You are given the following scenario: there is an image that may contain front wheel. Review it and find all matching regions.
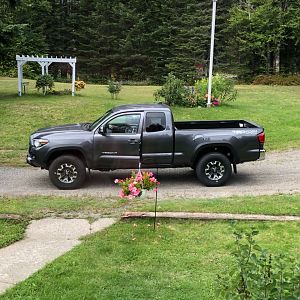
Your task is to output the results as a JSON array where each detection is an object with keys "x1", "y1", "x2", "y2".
[
  {"x1": 49, "y1": 155, "x2": 86, "y2": 189},
  {"x1": 195, "y1": 153, "x2": 232, "y2": 187}
]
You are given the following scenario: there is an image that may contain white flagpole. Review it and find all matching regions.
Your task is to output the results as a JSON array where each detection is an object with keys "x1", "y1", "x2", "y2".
[{"x1": 207, "y1": 0, "x2": 217, "y2": 107}]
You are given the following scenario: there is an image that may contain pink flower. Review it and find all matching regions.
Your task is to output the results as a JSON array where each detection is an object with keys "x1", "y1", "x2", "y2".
[
  {"x1": 119, "y1": 190, "x2": 125, "y2": 198},
  {"x1": 130, "y1": 187, "x2": 140, "y2": 197},
  {"x1": 116, "y1": 170, "x2": 160, "y2": 199},
  {"x1": 129, "y1": 183, "x2": 136, "y2": 189},
  {"x1": 212, "y1": 99, "x2": 220, "y2": 106}
]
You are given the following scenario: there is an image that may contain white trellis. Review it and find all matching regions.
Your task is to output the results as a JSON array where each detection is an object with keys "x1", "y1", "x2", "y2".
[{"x1": 16, "y1": 55, "x2": 77, "y2": 96}]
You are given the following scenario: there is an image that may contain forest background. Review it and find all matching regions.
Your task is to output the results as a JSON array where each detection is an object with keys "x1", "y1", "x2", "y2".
[{"x1": 1, "y1": 0, "x2": 300, "y2": 84}]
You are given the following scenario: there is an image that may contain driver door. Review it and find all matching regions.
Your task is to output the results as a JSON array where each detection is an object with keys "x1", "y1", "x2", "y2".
[{"x1": 93, "y1": 113, "x2": 142, "y2": 169}]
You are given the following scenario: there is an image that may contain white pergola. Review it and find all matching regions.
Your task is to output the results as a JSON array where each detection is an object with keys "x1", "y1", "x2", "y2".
[{"x1": 16, "y1": 55, "x2": 77, "y2": 96}]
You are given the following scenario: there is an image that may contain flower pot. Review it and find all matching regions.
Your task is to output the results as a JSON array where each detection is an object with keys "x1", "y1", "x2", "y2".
[{"x1": 139, "y1": 189, "x2": 146, "y2": 198}]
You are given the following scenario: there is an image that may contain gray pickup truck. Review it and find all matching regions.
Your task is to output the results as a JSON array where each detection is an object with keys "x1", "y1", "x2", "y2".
[{"x1": 27, "y1": 104, "x2": 265, "y2": 189}]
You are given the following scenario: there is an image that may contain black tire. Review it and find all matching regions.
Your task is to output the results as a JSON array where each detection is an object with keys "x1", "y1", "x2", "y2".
[
  {"x1": 49, "y1": 155, "x2": 86, "y2": 190},
  {"x1": 195, "y1": 153, "x2": 232, "y2": 187}
]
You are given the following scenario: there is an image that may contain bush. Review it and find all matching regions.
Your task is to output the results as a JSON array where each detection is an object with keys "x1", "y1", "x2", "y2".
[
  {"x1": 195, "y1": 74, "x2": 237, "y2": 105},
  {"x1": 35, "y1": 74, "x2": 54, "y2": 95},
  {"x1": 216, "y1": 226, "x2": 300, "y2": 300},
  {"x1": 107, "y1": 80, "x2": 122, "y2": 99},
  {"x1": 47, "y1": 89, "x2": 72, "y2": 95},
  {"x1": 75, "y1": 80, "x2": 86, "y2": 91},
  {"x1": 252, "y1": 74, "x2": 300, "y2": 86},
  {"x1": 154, "y1": 73, "x2": 191, "y2": 106},
  {"x1": 155, "y1": 73, "x2": 236, "y2": 108}
]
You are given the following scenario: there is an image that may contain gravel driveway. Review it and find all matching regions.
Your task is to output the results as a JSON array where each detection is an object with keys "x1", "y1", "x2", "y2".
[{"x1": 0, "y1": 150, "x2": 299, "y2": 199}]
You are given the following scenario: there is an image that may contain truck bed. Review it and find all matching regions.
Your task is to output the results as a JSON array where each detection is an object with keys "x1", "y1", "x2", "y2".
[{"x1": 174, "y1": 120, "x2": 259, "y2": 130}]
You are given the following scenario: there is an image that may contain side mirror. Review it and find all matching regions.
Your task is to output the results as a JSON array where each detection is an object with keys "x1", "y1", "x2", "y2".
[{"x1": 99, "y1": 126, "x2": 106, "y2": 135}]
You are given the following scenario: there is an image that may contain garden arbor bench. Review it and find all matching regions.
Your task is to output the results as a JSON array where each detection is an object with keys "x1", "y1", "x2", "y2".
[{"x1": 16, "y1": 55, "x2": 77, "y2": 96}]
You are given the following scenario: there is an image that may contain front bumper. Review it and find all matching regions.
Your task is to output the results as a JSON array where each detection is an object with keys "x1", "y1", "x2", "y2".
[
  {"x1": 258, "y1": 149, "x2": 266, "y2": 161},
  {"x1": 26, "y1": 154, "x2": 41, "y2": 167}
]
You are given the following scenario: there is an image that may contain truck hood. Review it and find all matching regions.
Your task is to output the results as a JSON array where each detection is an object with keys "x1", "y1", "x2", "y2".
[
  {"x1": 30, "y1": 123, "x2": 91, "y2": 141},
  {"x1": 33, "y1": 123, "x2": 87, "y2": 135}
]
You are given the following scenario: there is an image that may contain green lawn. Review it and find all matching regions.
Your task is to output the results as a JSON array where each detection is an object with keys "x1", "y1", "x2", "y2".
[
  {"x1": 0, "y1": 219, "x2": 28, "y2": 248},
  {"x1": 1, "y1": 219, "x2": 299, "y2": 300},
  {"x1": 134, "y1": 193, "x2": 300, "y2": 216},
  {"x1": 0, "y1": 77, "x2": 299, "y2": 166},
  {"x1": 0, "y1": 194, "x2": 299, "y2": 298},
  {"x1": 0, "y1": 195, "x2": 128, "y2": 219},
  {"x1": 0, "y1": 193, "x2": 299, "y2": 220},
  {"x1": 1, "y1": 77, "x2": 299, "y2": 298}
]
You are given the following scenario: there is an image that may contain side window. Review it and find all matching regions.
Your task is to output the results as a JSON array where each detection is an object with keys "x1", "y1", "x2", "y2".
[
  {"x1": 105, "y1": 114, "x2": 141, "y2": 134},
  {"x1": 145, "y1": 112, "x2": 166, "y2": 132}
]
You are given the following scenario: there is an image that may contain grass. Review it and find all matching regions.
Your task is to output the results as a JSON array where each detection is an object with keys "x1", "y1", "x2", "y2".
[
  {"x1": 0, "y1": 194, "x2": 299, "y2": 298},
  {"x1": 0, "y1": 195, "x2": 128, "y2": 219},
  {"x1": 0, "y1": 193, "x2": 299, "y2": 220},
  {"x1": 1, "y1": 77, "x2": 299, "y2": 298},
  {"x1": 133, "y1": 193, "x2": 300, "y2": 216},
  {"x1": 1, "y1": 219, "x2": 299, "y2": 300},
  {"x1": 0, "y1": 219, "x2": 28, "y2": 248},
  {"x1": 0, "y1": 77, "x2": 299, "y2": 166}
]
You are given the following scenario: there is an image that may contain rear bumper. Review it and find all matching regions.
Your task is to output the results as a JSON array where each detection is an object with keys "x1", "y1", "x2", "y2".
[{"x1": 258, "y1": 149, "x2": 266, "y2": 161}]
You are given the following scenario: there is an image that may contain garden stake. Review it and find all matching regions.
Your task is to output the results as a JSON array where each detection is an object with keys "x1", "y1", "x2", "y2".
[{"x1": 153, "y1": 168, "x2": 159, "y2": 231}]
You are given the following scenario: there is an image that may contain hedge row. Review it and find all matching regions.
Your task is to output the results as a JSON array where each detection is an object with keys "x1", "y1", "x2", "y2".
[{"x1": 252, "y1": 75, "x2": 300, "y2": 86}]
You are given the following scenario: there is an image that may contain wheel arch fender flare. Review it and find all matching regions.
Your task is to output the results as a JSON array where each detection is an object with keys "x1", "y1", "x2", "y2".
[
  {"x1": 45, "y1": 147, "x2": 90, "y2": 169},
  {"x1": 192, "y1": 143, "x2": 239, "y2": 167}
]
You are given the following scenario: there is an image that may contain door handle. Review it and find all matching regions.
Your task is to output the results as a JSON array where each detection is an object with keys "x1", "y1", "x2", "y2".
[{"x1": 128, "y1": 139, "x2": 138, "y2": 145}]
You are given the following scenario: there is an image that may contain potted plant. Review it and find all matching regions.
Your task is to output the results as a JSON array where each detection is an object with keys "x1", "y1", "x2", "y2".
[{"x1": 114, "y1": 170, "x2": 159, "y2": 199}]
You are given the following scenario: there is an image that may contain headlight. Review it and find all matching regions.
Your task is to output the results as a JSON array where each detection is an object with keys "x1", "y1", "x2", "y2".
[{"x1": 33, "y1": 139, "x2": 49, "y2": 148}]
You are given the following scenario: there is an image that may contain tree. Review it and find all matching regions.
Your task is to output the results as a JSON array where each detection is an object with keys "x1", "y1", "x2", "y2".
[
  {"x1": 0, "y1": 0, "x2": 50, "y2": 75},
  {"x1": 227, "y1": 0, "x2": 300, "y2": 77}
]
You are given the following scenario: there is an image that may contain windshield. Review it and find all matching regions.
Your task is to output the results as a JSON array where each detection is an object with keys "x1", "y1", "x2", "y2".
[{"x1": 89, "y1": 109, "x2": 112, "y2": 131}]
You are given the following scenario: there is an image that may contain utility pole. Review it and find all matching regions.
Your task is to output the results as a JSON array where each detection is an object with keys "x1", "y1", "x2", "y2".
[{"x1": 207, "y1": 0, "x2": 217, "y2": 107}]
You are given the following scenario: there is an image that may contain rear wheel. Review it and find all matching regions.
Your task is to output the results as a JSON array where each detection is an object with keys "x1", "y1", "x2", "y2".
[
  {"x1": 49, "y1": 155, "x2": 86, "y2": 189},
  {"x1": 195, "y1": 153, "x2": 232, "y2": 187}
]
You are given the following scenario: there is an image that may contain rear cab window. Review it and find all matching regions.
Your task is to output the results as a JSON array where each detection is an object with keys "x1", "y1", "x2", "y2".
[{"x1": 145, "y1": 112, "x2": 166, "y2": 132}]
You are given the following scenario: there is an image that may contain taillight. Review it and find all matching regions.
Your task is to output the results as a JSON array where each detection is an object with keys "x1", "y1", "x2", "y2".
[{"x1": 258, "y1": 132, "x2": 265, "y2": 144}]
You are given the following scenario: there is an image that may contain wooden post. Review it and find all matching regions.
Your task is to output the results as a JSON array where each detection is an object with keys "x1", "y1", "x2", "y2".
[
  {"x1": 70, "y1": 62, "x2": 76, "y2": 96},
  {"x1": 17, "y1": 60, "x2": 26, "y2": 96},
  {"x1": 17, "y1": 61, "x2": 23, "y2": 96}
]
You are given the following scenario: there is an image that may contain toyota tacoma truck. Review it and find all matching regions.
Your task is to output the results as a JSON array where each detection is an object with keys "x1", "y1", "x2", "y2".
[{"x1": 27, "y1": 104, "x2": 265, "y2": 189}]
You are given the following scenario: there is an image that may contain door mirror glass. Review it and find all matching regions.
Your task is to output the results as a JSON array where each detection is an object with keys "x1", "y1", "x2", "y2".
[{"x1": 99, "y1": 126, "x2": 105, "y2": 135}]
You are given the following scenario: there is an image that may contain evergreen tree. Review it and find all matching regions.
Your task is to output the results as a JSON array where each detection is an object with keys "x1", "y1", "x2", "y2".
[{"x1": 1, "y1": 0, "x2": 299, "y2": 81}]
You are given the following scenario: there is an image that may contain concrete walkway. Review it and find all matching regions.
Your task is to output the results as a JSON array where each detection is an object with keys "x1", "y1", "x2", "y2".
[{"x1": 0, "y1": 218, "x2": 116, "y2": 295}]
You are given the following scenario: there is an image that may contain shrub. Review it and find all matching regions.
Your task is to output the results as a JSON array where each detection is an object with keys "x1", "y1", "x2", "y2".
[
  {"x1": 154, "y1": 73, "x2": 190, "y2": 106},
  {"x1": 35, "y1": 74, "x2": 54, "y2": 95},
  {"x1": 47, "y1": 89, "x2": 72, "y2": 95},
  {"x1": 75, "y1": 80, "x2": 86, "y2": 91},
  {"x1": 252, "y1": 74, "x2": 300, "y2": 86},
  {"x1": 107, "y1": 80, "x2": 122, "y2": 99},
  {"x1": 155, "y1": 73, "x2": 236, "y2": 108},
  {"x1": 195, "y1": 74, "x2": 237, "y2": 105},
  {"x1": 216, "y1": 226, "x2": 300, "y2": 300}
]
